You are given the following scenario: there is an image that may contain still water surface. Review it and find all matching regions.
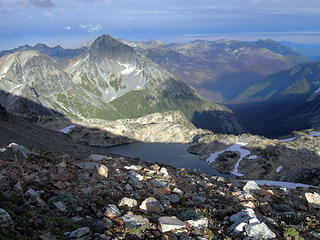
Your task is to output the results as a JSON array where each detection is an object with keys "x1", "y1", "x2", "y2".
[{"x1": 99, "y1": 142, "x2": 230, "y2": 177}]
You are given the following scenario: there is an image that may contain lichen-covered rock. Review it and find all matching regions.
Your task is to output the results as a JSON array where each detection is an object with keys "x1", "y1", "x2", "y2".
[
  {"x1": 245, "y1": 222, "x2": 276, "y2": 239},
  {"x1": 118, "y1": 197, "x2": 138, "y2": 208}
]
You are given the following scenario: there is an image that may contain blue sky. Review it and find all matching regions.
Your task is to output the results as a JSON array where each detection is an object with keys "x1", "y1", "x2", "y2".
[{"x1": 0, "y1": 0, "x2": 320, "y2": 49}]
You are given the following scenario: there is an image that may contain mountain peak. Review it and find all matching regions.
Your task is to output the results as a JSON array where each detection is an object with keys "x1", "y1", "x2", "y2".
[{"x1": 89, "y1": 34, "x2": 134, "y2": 60}]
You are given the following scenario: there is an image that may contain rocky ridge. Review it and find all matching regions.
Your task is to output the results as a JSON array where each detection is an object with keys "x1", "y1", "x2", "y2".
[
  {"x1": 188, "y1": 130, "x2": 320, "y2": 185},
  {"x1": 0, "y1": 143, "x2": 320, "y2": 239},
  {"x1": 65, "y1": 111, "x2": 208, "y2": 146}
]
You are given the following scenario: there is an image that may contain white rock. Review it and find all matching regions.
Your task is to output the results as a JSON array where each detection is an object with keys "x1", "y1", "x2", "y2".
[
  {"x1": 234, "y1": 222, "x2": 248, "y2": 232},
  {"x1": 243, "y1": 181, "x2": 261, "y2": 193},
  {"x1": 160, "y1": 167, "x2": 170, "y2": 178},
  {"x1": 118, "y1": 197, "x2": 138, "y2": 208},
  {"x1": 185, "y1": 218, "x2": 208, "y2": 230},
  {"x1": 92, "y1": 164, "x2": 108, "y2": 179},
  {"x1": 305, "y1": 192, "x2": 320, "y2": 208},
  {"x1": 124, "y1": 165, "x2": 143, "y2": 171},
  {"x1": 158, "y1": 216, "x2": 185, "y2": 233}
]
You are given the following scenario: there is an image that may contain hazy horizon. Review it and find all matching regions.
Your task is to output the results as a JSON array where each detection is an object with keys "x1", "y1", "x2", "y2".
[{"x1": 0, "y1": 0, "x2": 320, "y2": 50}]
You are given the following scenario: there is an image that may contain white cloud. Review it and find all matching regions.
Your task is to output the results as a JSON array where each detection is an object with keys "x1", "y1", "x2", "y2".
[
  {"x1": 79, "y1": 24, "x2": 102, "y2": 32},
  {"x1": 64, "y1": 26, "x2": 71, "y2": 31},
  {"x1": 43, "y1": 11, "x2": 54, "y2": 17}
]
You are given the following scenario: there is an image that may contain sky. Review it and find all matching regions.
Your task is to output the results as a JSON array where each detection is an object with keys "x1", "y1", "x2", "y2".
[{"x1": 0, "y1": 0, "x2": 320, "y2": 50}]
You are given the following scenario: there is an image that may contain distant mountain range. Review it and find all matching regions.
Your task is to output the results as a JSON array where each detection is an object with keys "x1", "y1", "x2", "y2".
[
  {"x1": 229, "y1": 62, "x2": 320, "y2": 137},
  {"x1": 120, "y1": 39, "x2": 307, "y2": 103},
  {"x1": 0, "y1": 35, "x2": 243, "y2": 134},
  {"x1": 280, "y1": 41, "x2": 320, "y2": 61},
  {"x1": 0, "y1": 44, "x2": 88, "y2": 67}
]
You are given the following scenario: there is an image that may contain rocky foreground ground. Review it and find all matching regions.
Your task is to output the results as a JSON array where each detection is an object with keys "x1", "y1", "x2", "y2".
[{"x1": 1, "y1": 144, "x2": 320, "y2": 240}]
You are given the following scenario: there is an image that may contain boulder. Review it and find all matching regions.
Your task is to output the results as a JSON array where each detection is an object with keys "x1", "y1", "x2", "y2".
[
  {"x1": 139, "y1": 197, "x2": 165, "y2": 213},
  {"x1": 92, "y1": 164, "x2": 109, "y2": 180},
  {"x1": 158, "y1": 216, "x2": 185, "y2": 233},
  {"x1": 305, "y1": 192, "x2": 320, "y2": 208},
  {"x1": 243, "y1": 181, "x2": 261, "y2": 193},
  {"x1": 102, "y1": 204, "x2": 121, "y2": 219},
  {"x1": 118, "y1": 197, "x2": 138, "y2": 208},
  {"x1": 120, "y1": 212, "x2": 149, "y2": 228},
  {"x1": 245, "y1": 222, "x2": 276, "y2": 239}
]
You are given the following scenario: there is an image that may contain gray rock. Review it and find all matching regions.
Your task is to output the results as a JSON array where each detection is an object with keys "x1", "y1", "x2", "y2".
[
  {"x1": 102, "y1": 217, "x2": 114, "y2": 229},
  {"x1": 102, "y1": 204, "x2": 121, "y2": 218},
  {"x1": 230, "y1": 209, "x2": 256, "y2": 224},
  {"x1": 192, "y1": 195, "x2": 206, "y2": 204},
  {"x1": 75, "y1": 162, "x2": 99, "y2": 170},
  {"x1": 89, "y1": 219, "x2": 109, "y2": 233},
  {"x1": 158, "y1": 216, "x2": 185, "y2": 233},
  {"x1": 128, "y1": 170, "x2": 144, "y2": 181},
  {"x1": 245, "y1": 222, "x2": 276, "y2": 239},
  {"x1": 118, "y1": 197, "x2": 138, "y2": 208},
  {"x1": 48, "y1": 191, "x2": 81, "y2": 212},
  {"x1": 185, "y1": 218, "x2": 208, "y2": 230},
  {"x1": 177, "y1": 210, "x2": 201, "y2": 221},
  {"x1": 120, "y1": 212, "x2": 149, "y2": 228},
  {"x1": 163, "y1": 194, "x2": 180, "y2": 203},
  {"x1": 53, "y1": 201, "x2": 67, "y2": 212},
  {"x1": 150, "y1": 179, "x2": 168, "y2": 188},
  {"x1": 139, "y1": 197, "x2": 165, "y2": 213},
  {"x1": 66, "y1": 227, "x2": 91, "y2": 239},
  {"x1": 0, "y1": 208, "x2": 14, "y2": 229},
  {"x1": 243, "y1": 181, "x2": 261, "y2": 193},
  {"x1": 13, "y1": 181, "x2": 23, "y2": 194},
  {"x1": 39, "y1": 232, "x2": 57, "y2": 240},
  {"x1": 24, "y1": 189, "x2": 47, "y2": 207},
  {"x1": 87, "y1": 154, "x2": 109, "y2": 161},
  {"x1": 124, "y1": 184, "x2": 133, "y2": 191}
]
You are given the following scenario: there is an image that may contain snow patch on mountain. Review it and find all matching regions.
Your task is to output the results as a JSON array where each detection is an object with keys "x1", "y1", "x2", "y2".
[
  {"x1": 276, "y1": 166, "x2": 283, "y2": 173},
  {"x1": 280, "y1": 137, "x2": 297, "y2": 142},
  {"x1": 60, "y1": 125, "x2": 75, "y2": 134},
  {"x1": 135, "y1": 69, "x2": 144, "y2": 76},
  {"x1": 243, "y1": 180, "x2": 316, "y2": 189},
  {"x1": 310, "y1": 132, "x2": 320, "y2": 137}
]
